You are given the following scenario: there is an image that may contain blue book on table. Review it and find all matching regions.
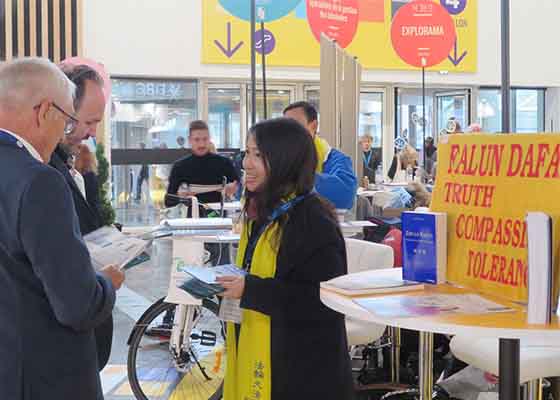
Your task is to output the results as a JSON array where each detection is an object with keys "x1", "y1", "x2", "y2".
[{"x1": 402, "y1": 211, "x2": 447, "y2": 284}]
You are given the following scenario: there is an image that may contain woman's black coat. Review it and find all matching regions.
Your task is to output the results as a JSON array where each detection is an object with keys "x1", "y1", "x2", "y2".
[{"x1": 241, "y1": 195, "x2": 355, "y2": 400}]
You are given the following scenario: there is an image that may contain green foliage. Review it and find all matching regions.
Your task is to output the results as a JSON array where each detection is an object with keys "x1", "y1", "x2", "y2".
[{"x1": 96, "y1": 142, "x2": 115, "y2": 226}]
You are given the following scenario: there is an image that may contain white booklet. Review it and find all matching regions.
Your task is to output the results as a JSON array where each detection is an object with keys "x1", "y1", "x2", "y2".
[
  {"x1": 526, "y1": 212, "x2": 554, "y2": 324},
  {"x1": 321, "y1": 268, "x2": 424, "y2": 297},
  {"x1": 83, "y1": 226, "x2": 149, "y2": 271}
]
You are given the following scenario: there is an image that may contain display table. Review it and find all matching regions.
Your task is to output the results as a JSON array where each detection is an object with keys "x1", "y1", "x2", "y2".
[{"x1": 320, "y1": 273, "x2": 560, "y2": 400}]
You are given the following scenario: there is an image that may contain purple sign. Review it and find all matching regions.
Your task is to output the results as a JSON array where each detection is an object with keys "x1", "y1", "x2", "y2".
[
  {"x1": 440, "y1": 0, "x2": 467, "y2": 15},
  {"x1": 254, "y1": 29, "x2": 276, "y2": 56}
]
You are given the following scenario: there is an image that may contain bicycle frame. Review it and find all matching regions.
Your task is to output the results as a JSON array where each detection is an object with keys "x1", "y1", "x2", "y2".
[{"x1": 160, "y1": 195, "x2": 224, "y2": 371}]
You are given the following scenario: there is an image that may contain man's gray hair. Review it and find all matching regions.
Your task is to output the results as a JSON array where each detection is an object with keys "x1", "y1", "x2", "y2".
[{"x1": 0, "y1": 57, "x2": 75, "y2": 112}]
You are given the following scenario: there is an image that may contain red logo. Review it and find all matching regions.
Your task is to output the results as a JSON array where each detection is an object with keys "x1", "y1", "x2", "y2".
[
  {"x1": 307, "y1": 0, "x2": 360, "y2": 49},
  {"x1": 391, "y1": 0, "x2": 456, "y2": 68}
]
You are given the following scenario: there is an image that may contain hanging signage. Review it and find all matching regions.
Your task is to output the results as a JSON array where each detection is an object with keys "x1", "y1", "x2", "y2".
[
  {"x1": 218, "y1": 0, "x2": 302, "y2": 22},
  {"x1": 202, "y1": 0, "x2": 478, "y2": 72},
  {"x1": 430, "y1": 134, "x2": 560, "y2": 303},
  {"x1": 111, "y1": 79, "x2": 197, "y2": 102},
  {"x1": 390, "y1": 0, "x2": 456, "y2": 68},
  {"x1": 307, "y1": 0, "x2": 360, "y2": 49}
]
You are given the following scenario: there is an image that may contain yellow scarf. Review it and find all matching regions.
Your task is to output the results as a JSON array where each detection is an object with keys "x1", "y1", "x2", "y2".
[
  {"x1": 314, "y1": 135, "x2": 331, "y2": 174},
  {"x1": 224, "y1": 221, "x2": 278, "y2": 400}
]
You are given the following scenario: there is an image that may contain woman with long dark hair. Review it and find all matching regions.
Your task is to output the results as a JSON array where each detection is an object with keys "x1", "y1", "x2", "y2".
[{"x1": 217, "y1": 118, "x2": 354, "y2": 400}]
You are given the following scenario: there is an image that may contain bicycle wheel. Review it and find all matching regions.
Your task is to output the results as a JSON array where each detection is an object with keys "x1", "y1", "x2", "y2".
[{"x1": 127, "y1": 298, "x2": 226, "y2": 400}]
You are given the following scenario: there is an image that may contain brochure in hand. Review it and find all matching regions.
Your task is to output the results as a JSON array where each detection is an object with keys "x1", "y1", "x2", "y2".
[
  {"x1": 84, "y1": 226, "x2": 150, "y2": 271},
  {"x1": 178, "y1": 264, "x2": 247, "y2": 299}
]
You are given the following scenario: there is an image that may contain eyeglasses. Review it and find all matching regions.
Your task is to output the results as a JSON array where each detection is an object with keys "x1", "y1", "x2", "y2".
[{"x1": 51, "y1": 103, "x2": 80, "y2": 135}]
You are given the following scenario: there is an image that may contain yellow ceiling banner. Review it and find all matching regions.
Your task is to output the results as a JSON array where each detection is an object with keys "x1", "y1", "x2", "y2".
[
  {"x1": 431, "y1": 134, "x2": 560, "y2": 303},
  {"x1": 202, "y1": 0, "x2": 477, "y2": 72}
]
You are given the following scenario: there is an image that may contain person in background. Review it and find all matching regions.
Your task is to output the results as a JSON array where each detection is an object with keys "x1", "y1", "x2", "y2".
[
  {"x1": 136, "y1": 142, "x2": 150, "y2": 201},
  {"x1": 0, "y1": 57, "x2": 124, "y2": 400},
  {"x1": 75, "y1": 143, "x2": 101, "y2": 215},
  {"x1": 447, "y1": 117, "x2": 463, "y2": 133},
  {"x1": 360, "y1": 134, "x2": 381, "y2": 183},
  {"x1": 388, "y1": 144, "x2": 419, "y2": 182},
  {"x1": 49, "y1": 64, "x2": 115, "y2": 371},
  {"x1": 424, "y1": 136, "x2": 438, "y2": 178},
  {"x1": 283, "y1": 101, "x2": 358, "y2": 210},
  {"x1": 155, "y1": 143, "x2": 172, "y2": 189},
  {"x1": 209, "y1": 140, "x2": 217, "y2": 153},
  {"x1": 218, "y1": 118, "x2": 354, "y2": 400},
  {"x1": 165, "y1": 120, "x2": 238, "y2": 208},
  {"x1": 176, "y1": 135, "x2": 186, "y2": 148},
  {"x1": 467, "y1": 123, "x2": 482, "y2": 133},
  {"x1": 232, "y1": 150, "x2": 246, "y2": 200}
]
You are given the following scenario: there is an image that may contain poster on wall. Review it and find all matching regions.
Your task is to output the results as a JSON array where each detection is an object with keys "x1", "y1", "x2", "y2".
[
  {"x1": 430, "y1": 134, "x2": 560, "y2": 303},
  {"x1": 202, "y1": 0, "x2": 477, "y2": 72}
]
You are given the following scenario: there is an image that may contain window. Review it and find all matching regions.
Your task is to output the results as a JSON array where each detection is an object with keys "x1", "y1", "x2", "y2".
[
  {"x1": 514, "y1": 89, "x2": 545, "y2": 133},
  {"x1": 478, "y1": 88, "x2": 501, "y2": 132},
  {"x1": 305, "y1": 88, "x2": 320, "y2": 111},
  {"x1": 395, "y1": 88, "x2": 434, "y2": 151},
  {"x1": 247, "y1": 87, "x2": 294, "y2": 125},
  {"x1": 359, "y1": 92, "x2": 384, "y2": 147},
  {"x1": 111, "y1": 79, "x2": 198, "y2": 149},
  {"x1": 207, "y1": 87, "x2": 242, "y2": 148},
  {"x1": 478, "y1": 88, "x2": 545, "y2": 133},
  {"x1": 110, "y1": 78, "x2": 198, "y2": 226}
]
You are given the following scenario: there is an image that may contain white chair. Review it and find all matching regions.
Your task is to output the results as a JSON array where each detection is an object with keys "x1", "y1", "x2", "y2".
[
  {"x1": 450, "y1": 335, "x2": 560, "y2": 399},
  {"x1": 344, "y1": 238, "x2": 394, "y2": 346}
]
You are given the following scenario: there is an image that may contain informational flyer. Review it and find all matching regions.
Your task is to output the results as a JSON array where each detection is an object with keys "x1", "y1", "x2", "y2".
[
  {"x1": 84, "y1": 226, "x2": 149, "y2": 270},
  {"x1": 354, "y1": 293, "x2": 512, "y2": 318}
]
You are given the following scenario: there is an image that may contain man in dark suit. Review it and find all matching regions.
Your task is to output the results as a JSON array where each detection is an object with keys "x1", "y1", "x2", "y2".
[
  {"x1": 0, "y1": 58, "x2": 124, "y2": 400},
  {"x1": 49, "y1": 64, "x2": 115, "y2": 370},
  {"x1": 51, "y1": 64, "x2": 106, "y2": 235}
]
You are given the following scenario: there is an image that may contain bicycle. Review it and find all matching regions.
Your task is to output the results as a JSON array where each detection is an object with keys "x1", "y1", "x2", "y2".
[{"x1": 127, "y1": 192, "x2": 234, "y2": 400}]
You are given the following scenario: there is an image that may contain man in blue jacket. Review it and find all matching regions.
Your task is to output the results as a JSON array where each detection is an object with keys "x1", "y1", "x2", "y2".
[
  {"x1": 284, "y1": 101, "x2": 358, "y2": 209},
  {"x1": 0, "y1": 58, "x2": 124, "y2": 400}
]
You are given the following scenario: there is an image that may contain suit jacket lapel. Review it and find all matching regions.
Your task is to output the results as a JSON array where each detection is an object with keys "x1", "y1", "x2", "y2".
[{"x1": 50, "y1": 152, "x2": 96, "y2": 216}]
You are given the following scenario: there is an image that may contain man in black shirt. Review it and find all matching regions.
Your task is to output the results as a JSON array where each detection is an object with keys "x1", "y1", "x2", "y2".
[{"x1": 165, "y1": 120, "x2": 239, "y2": 208}]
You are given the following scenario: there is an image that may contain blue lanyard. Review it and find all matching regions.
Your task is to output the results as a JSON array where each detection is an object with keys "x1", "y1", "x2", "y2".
[
  {"x1": 363, "y1": 151, "x2": 372, "y2": 167},
  {"x1": 242, "y1": 193, "x2": 310, "y2": 271}
]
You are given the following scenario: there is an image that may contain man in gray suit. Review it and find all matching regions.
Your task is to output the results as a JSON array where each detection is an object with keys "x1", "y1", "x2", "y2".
[{"x1": 0, "y1": 58, "x2": 124, "y2": 400}]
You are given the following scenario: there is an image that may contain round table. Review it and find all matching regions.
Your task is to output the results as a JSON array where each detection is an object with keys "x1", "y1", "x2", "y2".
[{"x1": 321, "y1": 274, "x2": 560, "y2": 400}]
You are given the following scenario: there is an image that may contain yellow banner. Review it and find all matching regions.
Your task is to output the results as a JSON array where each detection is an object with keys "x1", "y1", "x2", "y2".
[
  {"x1": 202, "y1": 0, "x2": 477, "y2": 72},
  {"x1": 431, "y1": 134, "x2": 560, "y2": 303}
]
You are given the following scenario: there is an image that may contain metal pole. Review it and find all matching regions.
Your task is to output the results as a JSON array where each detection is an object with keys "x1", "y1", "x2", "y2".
[
  {"x1": 501, "y1": 0, "x2": 511, "y2": 133},
  {"x1": 418, "y1": 331, "x2": 434, "y2": 400},
  {"x1": 389, "y1": 327, "x2": 401, "y2": 383},
  {"x1": 260, "y1": 20, "x2": 267, "y2": 120},
  {"x1": 422, "y1": 66, "x2": 426, "y2": 171},
  {"x1": 523, "y1": 379, "x2": 543, "y2": 400},
  {"x1": 499, "y1": 338, "x2": 520, "y2": 400},
  {"x1": 250, "y1": 0, "x2": 257, "y2": 126}
]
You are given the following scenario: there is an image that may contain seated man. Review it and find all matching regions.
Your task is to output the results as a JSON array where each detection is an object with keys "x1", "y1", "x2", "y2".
[
  {"x1": 360, "y1": 133, "x2": 382, "y2": 183},
  {"x1": 283, "y1": 101, "x2": 358, "y2": 210},
  {"x1": 165, "y1": 120, "x2": 239, "y2": 211}
]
